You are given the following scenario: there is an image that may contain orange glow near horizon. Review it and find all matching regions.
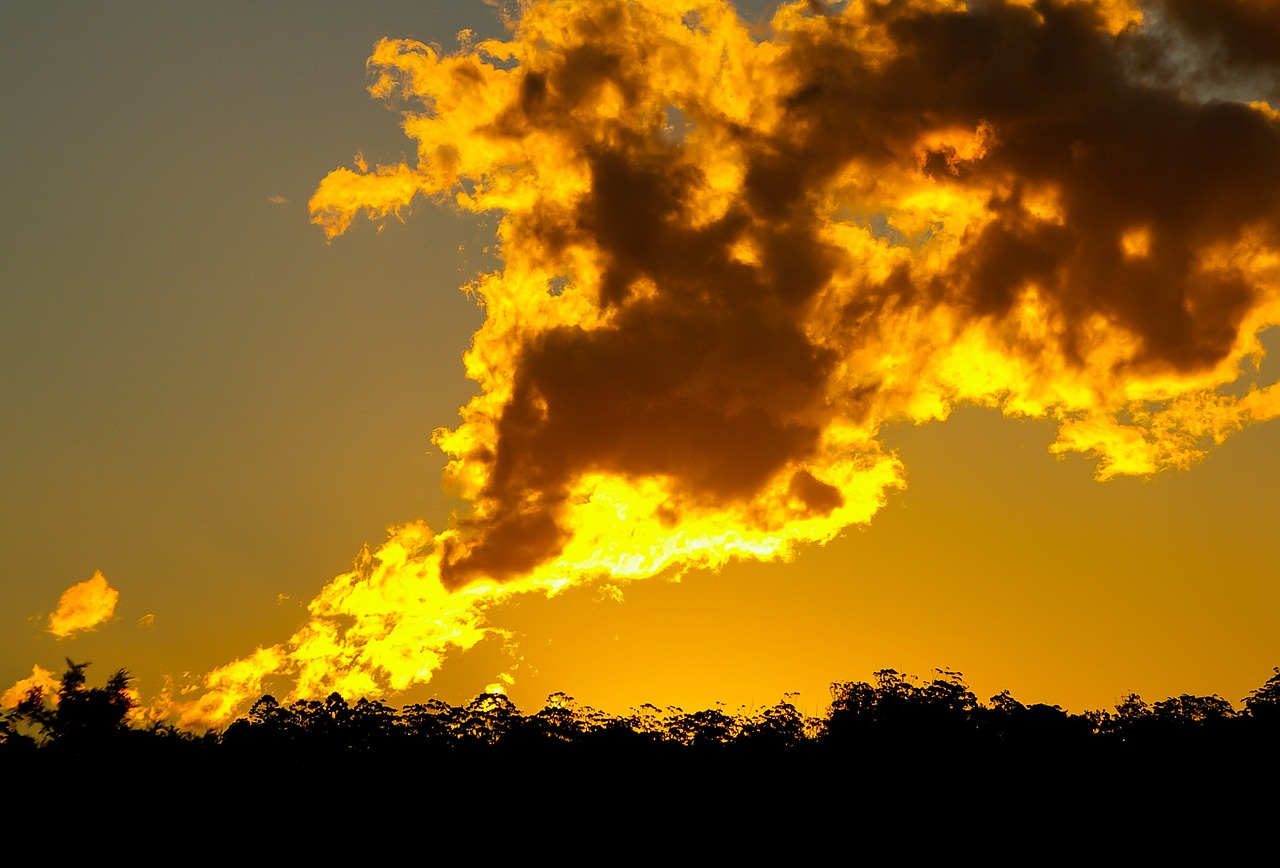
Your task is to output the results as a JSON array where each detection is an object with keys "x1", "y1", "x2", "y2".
[{"x1": 101, "y1": 0, "x2": 1280, "y2": 728}]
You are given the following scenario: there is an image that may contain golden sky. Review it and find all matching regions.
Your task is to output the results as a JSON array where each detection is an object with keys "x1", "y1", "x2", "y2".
[{"x1": 4, "y1": 0, "x2": 1280, "y2": 726}]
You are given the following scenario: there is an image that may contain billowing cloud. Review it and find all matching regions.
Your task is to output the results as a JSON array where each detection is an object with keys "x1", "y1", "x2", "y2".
[
  {"x1": 47, "y1": 571, "x2": 119, "y2": 638},
  {"x1": 1, "y1": 664, "x2": 59, "y2": 710},
  {"x1": 179, "y1": 0, "x2": 1280, "y2": 726},
  {"x1": 1159, "y1": 0, "x2": 1280, "y2": 73}
]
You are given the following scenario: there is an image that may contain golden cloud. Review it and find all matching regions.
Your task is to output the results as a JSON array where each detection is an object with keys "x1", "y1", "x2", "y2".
[
  {"x1": 47, "y1": 571, "x2": 119, "y2": 639},
  {"x1": 1, "y1": 664, "x2": 59, "y2": 710},
  {"x1": 177, "y1": 0, "x2": 1280, "y2": 726}
]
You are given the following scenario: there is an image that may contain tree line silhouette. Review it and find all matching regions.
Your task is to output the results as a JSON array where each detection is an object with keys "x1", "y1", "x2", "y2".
[
  {"x1": 5, "y1": 660, "x2": 1279, "y2": 764},
  {"x1": 9, "y1": 660, "x2": 1273, "y2": 839}
]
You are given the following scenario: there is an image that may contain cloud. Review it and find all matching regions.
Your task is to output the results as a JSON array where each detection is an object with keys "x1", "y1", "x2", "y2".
[
  {"x1": 47, "y1": 571, "x2": 119, "y2": 638},
  {"x1": 1, "y1": 664, "x2": 59, "y2": 710},
  {"x1": 1159, "y1": 0, "x2": 1280, "y2": 73},
  {"x1": 313, "y1": 0, "x2": 1280, "y2": 577},
  {"x1": 173, "y1": 0, "x2": 1280, "y2": 726}
]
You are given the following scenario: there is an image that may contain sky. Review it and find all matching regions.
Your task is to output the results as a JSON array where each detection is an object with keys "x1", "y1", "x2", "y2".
[{"x1": 4, "y1": 0, "x2": 1280, "y2": 725}]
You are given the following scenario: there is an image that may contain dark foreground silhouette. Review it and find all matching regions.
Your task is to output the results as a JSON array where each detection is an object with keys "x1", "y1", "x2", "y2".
[
  {"x1": 5, "y1": 661, "x2": 1278, "y2": 833},
  {"x1": 7, "y1": 661, "x2": 1280, "y2": 753}
]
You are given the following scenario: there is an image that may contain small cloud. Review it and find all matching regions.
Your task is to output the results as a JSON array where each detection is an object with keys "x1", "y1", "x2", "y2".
[
  {"x1": 276, "y1": 593, "x2": 290, "y2": 605},
  {"x1": 47, "y1": 570, "x2": 119, "y2": 638},
  {"x1": 1, "y1": 664, "x2": 59, "y2": 710},
  {"x1": 596, "y1": 583, "x2": 624, "y2": 603},
  {"x1": 267, "y1": 194, "x2": 288, "y2": 204},
  {"x1": 138, "y1": 613, "x2": 156, "y2": 628}
]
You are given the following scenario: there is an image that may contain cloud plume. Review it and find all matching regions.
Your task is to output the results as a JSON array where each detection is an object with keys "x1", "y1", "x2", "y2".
[
  {"x1": 1157, "y1": 0, "x2": 1280, "y2": 75},
  {"x1": 47, "y1": 571, "x2": 119, "y2": 638},
  {"x1": 1, "y1": 665, "x2": 59, "y2": 710},
  {"x1": 180, "y1": 0, "x2": 1280, "y2": 726}
]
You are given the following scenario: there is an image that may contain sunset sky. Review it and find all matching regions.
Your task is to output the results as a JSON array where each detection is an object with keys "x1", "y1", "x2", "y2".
[{"x1": 4, "y1": 0, "x2": 1280, "y2": 726}]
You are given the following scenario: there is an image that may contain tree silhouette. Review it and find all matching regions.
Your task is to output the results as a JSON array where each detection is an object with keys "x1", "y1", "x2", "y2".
[
  {"x1": 1244, "y1": 668, "x2": 1280, "y2": 724},
  {"x1": 457, "y1": 692, "x2": 519, "y2": 746},
  {"x1": 9, "y1": 659, "x2": 134, "y2": 747},
  {"x1": 738, "y1": 699, "x2": 808, "y2": 750},
  {"x1": 827, "y1": 668, "x2": 981, "y2": 750},
  {"x1": 10, "y1": 657, "x2": 1280, "y2": 798}
]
